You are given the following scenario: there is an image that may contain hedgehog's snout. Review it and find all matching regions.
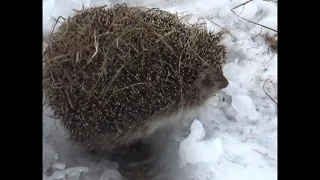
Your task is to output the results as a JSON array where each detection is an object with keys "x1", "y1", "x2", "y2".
[
  {"x1": 219, "y1": 76, "x2": 229, "y2": 89},
  {"x1": 214, "y1": 68, "x2": 229, "y2": 90}
]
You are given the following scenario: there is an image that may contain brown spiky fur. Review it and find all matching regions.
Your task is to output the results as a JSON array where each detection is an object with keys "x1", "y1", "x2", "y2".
[
  {"x1": 43, "y1": 4, "x2": 228, "y2": 154},
  {"x1": 81, "y1": 67, "x2": 228, "y2": 153}
]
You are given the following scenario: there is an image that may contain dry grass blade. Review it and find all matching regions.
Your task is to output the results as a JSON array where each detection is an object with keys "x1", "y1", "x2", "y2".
[
  {"x1": 264, "y1": 33, "x2": 277, "y2": 52},
  {"x1": 88, "y1": 30, "x2": 99, "y2": 64},
  {"x1": 206, "y1": 18, "x2": 238, "y2": 41}
]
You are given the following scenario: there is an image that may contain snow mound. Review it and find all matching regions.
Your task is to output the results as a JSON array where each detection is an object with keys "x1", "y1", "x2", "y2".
[
  {"x1": 179, "y1": 120, "x2": 223, "y2": 168},
  {"x1": 46, "y1": 167, "x2": 89, "y2": 180}
]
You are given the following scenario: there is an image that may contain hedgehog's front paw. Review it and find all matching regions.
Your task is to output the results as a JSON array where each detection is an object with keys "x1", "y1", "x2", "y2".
[
  {"x1": 109, "y1": 141, "x2": 152, "y2": 166},
  {"x1": 124, "y1": 141, "x2": 152, "y2": 163},
  {"x1": 129, "y1": 141, "x2": 148, "y2": 152}
]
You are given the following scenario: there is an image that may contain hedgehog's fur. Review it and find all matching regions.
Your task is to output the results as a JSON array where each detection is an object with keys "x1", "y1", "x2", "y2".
[{"x1": 43, "y1": 4, "x2": 228, "y2": 154}]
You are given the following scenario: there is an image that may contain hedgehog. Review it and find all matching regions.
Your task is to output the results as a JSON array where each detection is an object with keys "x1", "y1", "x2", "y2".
[{"x1": 43, "y1": 4, "x2": 228, "y2": 156}]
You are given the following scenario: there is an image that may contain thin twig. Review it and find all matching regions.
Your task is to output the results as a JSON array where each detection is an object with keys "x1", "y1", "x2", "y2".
[
  {"x1": 263, "y1": 79, "x2": 277, "y2": 104},
  {"x1": 252, "y1": 148, "x2": 276, "y2": 160},
  {"x1": 231, "y1": 0, "x2": 277, "y2": 33},
  {"x1": 252, "y1": 27, "x2": 263, "y2": 41}
]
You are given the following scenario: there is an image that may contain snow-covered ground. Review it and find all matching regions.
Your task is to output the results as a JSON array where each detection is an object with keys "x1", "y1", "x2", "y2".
[{"x1": 43, "y1": 0, "x2": 277, "y2": 179}]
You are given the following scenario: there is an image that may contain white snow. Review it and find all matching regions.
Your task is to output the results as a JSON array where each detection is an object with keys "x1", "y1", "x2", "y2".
[
  {"x1": 52, "y1": 162, "x2": 67, "y2": 171},
  {"x1": 179, "y1": 120, "x2": 223, "y2": 168},
  {"x1": 232, "y1": 94, "x2": 260, "y2": 121},
  {"x1": 43, "y1": 0, "x2": 277, "y2": 180},
  {"x1": 47, "y1": 167, "x2": 89, "y2": 180}
]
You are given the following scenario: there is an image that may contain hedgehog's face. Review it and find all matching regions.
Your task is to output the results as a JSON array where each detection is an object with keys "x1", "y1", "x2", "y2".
[{"x1": 198, "y1": 67, "x2": 229, "y2": 92}]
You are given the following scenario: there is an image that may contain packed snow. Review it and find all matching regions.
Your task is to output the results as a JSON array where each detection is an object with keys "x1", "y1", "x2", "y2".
[
  {"x1": 178, "y1": 120, "x2": 223, "y2": 168},
  {"x1": 43, "y1": 0, "x2": 277, "y2": 179}
]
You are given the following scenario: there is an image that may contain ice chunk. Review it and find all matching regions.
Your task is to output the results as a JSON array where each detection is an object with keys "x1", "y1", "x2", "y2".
[
  {"x1": 232, "y1": 95, "x2": 260, "y2": 120},
  {"x1": 47, "y1": 167, "x2": 88, "y2": 180},
  {"x1": 189, "y1": 119, "x2": 206, "y2": 141},
  {"x1": 223, "y1": 105, "x2": 237, "y2": 120},
  {"x1": 52, "y1": 162, "x2": 66, "y2": 171},
  {"x1": 179, "y1": 120, "x2": 223, "y2": 168},
  {"x1": 54, "y1": 154, "x2": 59, "y2": 160}
]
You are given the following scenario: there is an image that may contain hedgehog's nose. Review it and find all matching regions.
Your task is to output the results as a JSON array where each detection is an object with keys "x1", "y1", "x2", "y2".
[{"x1": 220, "y1": 80, "x2": 229, "y2": 89}]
